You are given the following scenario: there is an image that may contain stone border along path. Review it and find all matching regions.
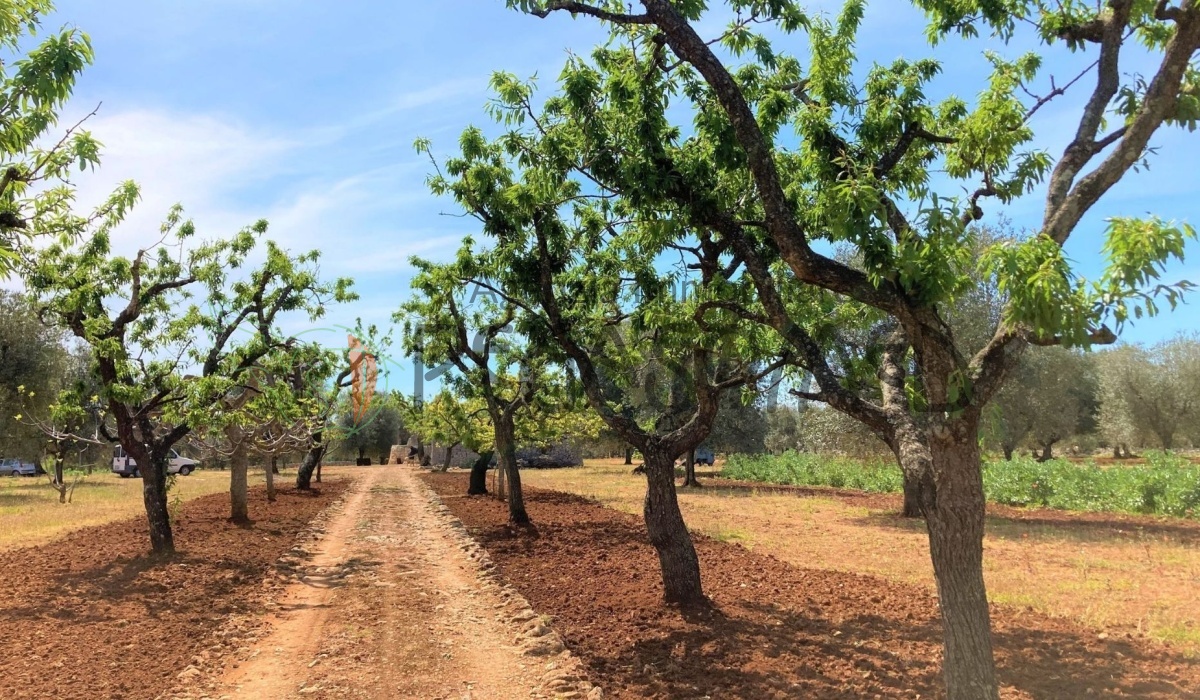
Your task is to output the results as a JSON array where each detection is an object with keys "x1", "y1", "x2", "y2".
[{"x1": 170, "y1": 465, "x2": 600, "y2": 700}]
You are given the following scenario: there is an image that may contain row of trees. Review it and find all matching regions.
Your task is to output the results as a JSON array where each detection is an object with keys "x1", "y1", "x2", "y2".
[
  {"x1": 0, "y1": 2, "x2": 363, "y2": 549},
  {"x1": 402, "y1": 1, "x2": 1200, "y2": 697}
]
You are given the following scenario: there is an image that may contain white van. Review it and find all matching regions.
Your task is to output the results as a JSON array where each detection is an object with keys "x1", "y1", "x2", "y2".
[{"x1": 112, "y1": 446, "x2": 199, "y2": 477}]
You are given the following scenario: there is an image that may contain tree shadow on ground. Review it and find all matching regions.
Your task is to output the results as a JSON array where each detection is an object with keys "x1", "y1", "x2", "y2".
[
  {"x1": 0, "y1": 490, "x2": 45, "y2": 506},
  {"x1": 422, "y1": 472, "x2": 1200, "y2": 700}
]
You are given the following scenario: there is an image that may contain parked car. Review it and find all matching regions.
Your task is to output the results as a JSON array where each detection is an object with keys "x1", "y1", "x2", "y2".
[
  {"x1": 112, "y1": 446, "x2": 199, "y2": 477},
  {"x1": 693, "y1": 447, "x2": 715, "y2": 466},
  {"x1": 0, "y1": 458, "x2": 37, "y2": 476}
]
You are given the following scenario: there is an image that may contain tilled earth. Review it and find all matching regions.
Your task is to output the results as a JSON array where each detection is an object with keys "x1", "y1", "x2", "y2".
[
  {"x1": 422, "y1": 472, "x2": 1200, "y2": 699},
  {"x1": 201, "y1": 465, "x2": 592, "y2": 700},
  {"x1": 0, "y1": 480, "x2": 346, "y2": 700}
]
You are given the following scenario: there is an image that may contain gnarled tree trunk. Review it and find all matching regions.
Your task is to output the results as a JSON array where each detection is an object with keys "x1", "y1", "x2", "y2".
[
  {"x1": 494, "y1": 419, "x2": 528, "y2": 525},
  {"x1": 682, "y1": 448, "x2": 701, "y2": 487},
  {"x1": 140, "y1": 452, "x2": 174, "y2": 554},
  {"x1": 642, "y1": 449, "x2": 704, "y2": 606},
  {"x1": 624, "y1": 446, "x2": 633, "y2": 465},
  {"x1": 441, "y1": 442, "x2": 458, "y2": 472},
  {"x1": 904, "y1": 418, "x2": 999, "y2": 700},
  {"x1": 468, "y1": 450, "x2": 493, "y2": 495},
  {"x1": 296, "y1": 429, "x2": 325, "y2": 490}
]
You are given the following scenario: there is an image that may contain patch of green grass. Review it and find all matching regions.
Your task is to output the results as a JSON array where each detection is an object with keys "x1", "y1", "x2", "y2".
[
  {"x1": 1155, "y1": 623, "x2": 1200, "y2": 649},
  {"x1": 705, "y1": 525, "x2": 752, "y2": 543},
  {"x1": 723, "y1": 451, "x2": 1200, "y2": 519},
  {"x1": 722, "y1": 452, "x2": 902, "y2": 493}
]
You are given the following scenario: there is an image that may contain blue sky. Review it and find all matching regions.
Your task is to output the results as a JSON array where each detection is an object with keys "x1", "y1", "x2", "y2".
[{"x1": 45, "y1": 0, "x2": 1200, "y2": 396}]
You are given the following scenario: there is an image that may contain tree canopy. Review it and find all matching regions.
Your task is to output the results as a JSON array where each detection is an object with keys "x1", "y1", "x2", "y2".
[
  {"x1": 24, "y1": 203, "x2": 354, "y2": 552},
  {"x1": 440, "y1": 1, "x2": 1200, "y2": 695}
]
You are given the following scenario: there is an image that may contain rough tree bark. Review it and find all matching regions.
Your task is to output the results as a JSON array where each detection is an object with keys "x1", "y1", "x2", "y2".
[
  {"x1": 139, "y1": 452, "x2": 174, "y2": 554},
  {"x1": 682, "y1": 448, "x2": 701, "y2": 488},
  {"x1": 902, "y1": 417, "x2": 999, "y2": 700},
  {"x1": 296, "y1": 429, "x2": 326, "y2": 490},
  {"x1": 229, "y1": 436, "x2": 249, "y2": 523},
  {"x1": 493, "y1": 418, "x2": 529, "y2": 524},
  {"x1": 624, "y1": 446, "x2": 633, "y2": 465},
  {"x1": 642, "y1": 448, "x2": 704, "y2": 606},
  {"x1": 467, "y1": 450, "x2": 493, "y2": 495},
  {"x1": 266, "y1": 455, "x2": 277, "y2": 502},
  {"x1": 901, "y1": 471, "x2": 923, "y2": 518}
]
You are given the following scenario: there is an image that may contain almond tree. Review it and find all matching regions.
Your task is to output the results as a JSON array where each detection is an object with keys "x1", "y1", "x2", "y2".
[
  {"x1": 398, "y1": 253, "x2": 554, "y2": 524},
  {"x1": 192, "y1": 341, "x2": 332, "y2": 521},
  {"x1": 0, "y1": 0, "x2": 101, "y2": 271},
  {"x1": 416, "y1": 137, "x2": 786, "y2": 602},
  {"x1": 25, "y1": 204, "x2": 353, "y2": 553},
  {"x1": 490, "y1": 1, "x2": 1196, "y2": 694}
]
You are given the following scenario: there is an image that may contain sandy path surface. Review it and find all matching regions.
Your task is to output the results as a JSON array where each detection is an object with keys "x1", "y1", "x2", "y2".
[{"x1": 208, "y1": 465, "x2": 591, "y2": 699}]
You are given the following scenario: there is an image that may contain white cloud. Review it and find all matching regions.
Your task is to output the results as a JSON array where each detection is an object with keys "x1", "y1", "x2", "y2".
[
  {"x1": 70, "y1": 108, "x2": 298, "y2": 250},
  {"x1": 335, "y1": 232, "x2": 471, "y2": 273}
]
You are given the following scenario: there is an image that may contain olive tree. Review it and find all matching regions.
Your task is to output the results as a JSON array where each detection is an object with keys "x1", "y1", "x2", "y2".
[
  {"x1": 491, "y1": 1, "x2": 1198, "y2": 695},
  {"x1": 0, "y1": 290, "x2": 69, "y2": 460},
  {"x1": 985, "y1": 346, "x2": 1098, "y2": 459},
  {"x1": 1096, "y1": 334, "x2": 1200, "y2": 450},
  {"x1": 337, "y1": 392, "x2": 405, "y2": 464},
  {"x1": 26, "y1": 204, "x2": 353, "y2": 553}
]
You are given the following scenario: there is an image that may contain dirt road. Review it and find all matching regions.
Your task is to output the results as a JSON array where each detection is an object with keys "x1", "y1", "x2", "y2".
[{"x1": 206, "y1": 465, "x2": 594, "y2": 699}]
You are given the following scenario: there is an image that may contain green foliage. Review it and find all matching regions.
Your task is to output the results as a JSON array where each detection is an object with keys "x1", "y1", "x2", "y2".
[
  {"x1": 408, "y1": 390, "x2": 492, "y2": 454},
  {"x1": 725, "y1": 451, "x2": 1200, "y2": 518},
  {"x1": 336, "y1": 391, "x2": 406, "y2": 461},
  {"x1": 1095, "y1": 334, "x2": 1200, "y2": 450},
  {"x1": 25, "y1": 197, "x2": 355, "y2": 478},
  {"x1": 0, "y1": 0, "x2": 100, "y2": 275},
  {"x1": 724, "y1": 451, "x2": 902, "y2": 492},
  {"x1": 0, "y1": 289, "x2": 68, "y2": 456}
]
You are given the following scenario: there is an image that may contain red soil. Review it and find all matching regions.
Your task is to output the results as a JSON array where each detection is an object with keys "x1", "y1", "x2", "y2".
[
  {"x1": 421, "y1": 472, "x2": 1199, "y2": 699},
  {"x1": 0, "y1": 481, "x2": 346, "y2": 700}
]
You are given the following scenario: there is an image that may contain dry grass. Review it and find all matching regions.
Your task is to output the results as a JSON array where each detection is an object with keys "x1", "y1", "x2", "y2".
[
  {"x1": 0, "y1": 466, "x2": 291, "y2": 551},
  {"x1": 520, "y1": 458, "x2": 1200, "y2": 655}
]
